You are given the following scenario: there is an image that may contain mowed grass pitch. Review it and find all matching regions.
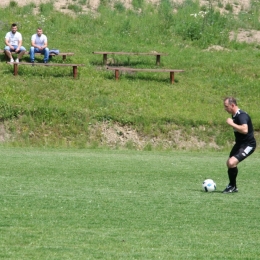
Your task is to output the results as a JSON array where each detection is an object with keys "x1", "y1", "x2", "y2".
[{"x1": 0, "y1": 148, "x2": 259, "y2": 259}]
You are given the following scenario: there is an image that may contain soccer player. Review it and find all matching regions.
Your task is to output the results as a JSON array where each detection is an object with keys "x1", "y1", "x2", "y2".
[{"x1": 222, "y1": 97, "x2": 256, "y2": 193}]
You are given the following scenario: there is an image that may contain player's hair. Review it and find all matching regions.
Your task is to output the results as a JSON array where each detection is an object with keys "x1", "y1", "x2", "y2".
[
  {"x1": 224, "y1": 97, "x2": 237, "y2": 105},
  {"x1": 11, "y1": 23, "x2": 17, "y2": 27}
]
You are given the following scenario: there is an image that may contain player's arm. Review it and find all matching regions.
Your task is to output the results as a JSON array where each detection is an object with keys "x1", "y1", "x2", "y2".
[
  {"x1": 42, "y1": 36, "x2": 48, "y2": 49},
  {"x1": 5, "y1": 37, "x2": 14, "y2": 49},
  {"x1": 226, "y1": 118, "x2": 248, "y2": 134},
  {"x1": 31, "y1": 35, "x2": 39, "y2": 48},
  {"x1": 41, "y1": 41, "x2": 48, "y2": 49},
  {"x1": 16, "y1": 38, "x2": 22, "y2": 51},
  {"x1": 31, "y1": 39, "x2": 37, "y2": 48}
]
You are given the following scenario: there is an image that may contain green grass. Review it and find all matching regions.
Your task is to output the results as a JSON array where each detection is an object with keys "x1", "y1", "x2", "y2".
[
  {"x1": 0, "y1": 147, "x2": 260, "y2": 259},
  {"x1": 0, "y1": 1, "x2": 260, "y2": 148}
]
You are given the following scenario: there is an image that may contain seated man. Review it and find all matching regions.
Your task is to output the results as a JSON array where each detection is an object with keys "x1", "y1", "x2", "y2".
[
  {"x1": 30, "y1": 27, "x2": 49, "y2": 63},
  {"x1": 4, "y1": 23, "x2": 26, "y2": 63}
]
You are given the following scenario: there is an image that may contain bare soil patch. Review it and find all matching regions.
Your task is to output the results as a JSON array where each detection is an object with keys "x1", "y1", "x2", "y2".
[
  {"x1": 88, "y1": 122, "x2": 220, "y2": 150},
  {"x1": 0, "y1": 0, "x2": 253, "y2": 15}
]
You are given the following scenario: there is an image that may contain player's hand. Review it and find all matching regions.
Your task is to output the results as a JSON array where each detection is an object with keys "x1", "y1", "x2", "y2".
[{"x1": 226, "y1": 118, "x2": 233, "y2": 126}]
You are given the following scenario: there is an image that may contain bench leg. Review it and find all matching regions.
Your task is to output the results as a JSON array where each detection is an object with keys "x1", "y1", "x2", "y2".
[
  {"x1": 13, "y1": 63, "x2": 18, "y2": 76},
  {"x1": 156, "y1": 55, "x2": 161, "y2": 65},
  {"x1": 170, "y1": 71, "x2": 174, "y2": 84},
  {"x1": 62, "y1": 55, "x2": 66, "y2": 61},
  {"x1": 115, "y1": 69, "x2": 119, "y2": 81},
  {"x1": 103, "y1": 54, "x2": 107, "y2": 65},
  {"x1": 5, "y1": 52, "x2": 9, "y2": 61},
  {"x1": 73, "y1": 66, "x2": 78, "y2": 78}
]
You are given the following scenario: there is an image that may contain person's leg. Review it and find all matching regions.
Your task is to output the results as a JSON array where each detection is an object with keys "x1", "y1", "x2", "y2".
[
  {"x1": 4, "y1": 45, "x2": 14, "y2": 60},
  {"x1": 227, "y1": 157, "x2": 239, "y2": 187},
  {"x1": 223, "y1": 144, "x2": 255, "y2": 193},
  {"x1": 43, "y1": 47, "x2": 49, "y2": 63},
  {"x1": 30, "y1": 47, "x2": 36, "y2": 62},
  {"x1": 17, "y1": 46, "x2": 26, "y2": 60}
]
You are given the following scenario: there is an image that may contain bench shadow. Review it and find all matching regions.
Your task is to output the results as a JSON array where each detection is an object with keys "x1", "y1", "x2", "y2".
[
  {"x1": 0, "y1": 54, "x2": 7, "y2": 62},
  {"x1": 104, "y1": 71, "x2": 179, "y2": 84},
  {"x1": 91, "y1": 60, "x2": 158, "y2": 67},
  {"x1": 2, "y1": 65, "x2": 75, "y2": 78}
]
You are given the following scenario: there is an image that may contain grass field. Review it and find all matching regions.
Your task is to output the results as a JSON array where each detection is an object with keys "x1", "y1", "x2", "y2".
[
  {"x1": 1, "y1": 147, "x2": 259, "y2": 259},
  {"x1": 1, "y1": 1, "x2": 260, "y2": 148}
]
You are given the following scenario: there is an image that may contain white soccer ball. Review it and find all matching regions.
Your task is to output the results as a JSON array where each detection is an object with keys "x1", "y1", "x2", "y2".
[{"x1": 202, "y1": 179, "x2": 216, "y2": 192}]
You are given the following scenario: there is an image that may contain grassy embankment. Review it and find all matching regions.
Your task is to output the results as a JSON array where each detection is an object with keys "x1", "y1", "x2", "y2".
[{"x1": 0, "y1": 0, "x2": 260, "y2": 149}]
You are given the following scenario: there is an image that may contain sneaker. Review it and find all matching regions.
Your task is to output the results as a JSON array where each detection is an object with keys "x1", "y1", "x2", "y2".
[
  {"x1": 43, "y1": 61, "x2": 48, "y2": 64},
  {"x1": 10, "y1": 58, "x2": 14, "y2": 63},
  {"x1": 15, "y1": 58, "x2": 19, "y2": 63},
  {"x1": 31, "y1": 61, "x2": 34, "y2": 66},
  {"x1": 222, "y1": 185, "x2": 237, "y2": 193}
]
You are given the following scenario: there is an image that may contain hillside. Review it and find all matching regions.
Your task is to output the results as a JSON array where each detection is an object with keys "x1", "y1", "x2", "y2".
[{"x1": 0, "y1": 0, "x2": 260, "y2": 150}]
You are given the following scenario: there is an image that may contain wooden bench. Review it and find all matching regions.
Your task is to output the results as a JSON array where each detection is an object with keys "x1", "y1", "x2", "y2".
[
  {"x1": 106, "y1": 67, "x2": 184, "y2": 84},
  {"x1": 0, "y1": 50, "x2": 74, "y2": 61},
  {"x1": 93, "y1": 51, "x2": 168, "y2": 65},
  {"x1": 7, "y1": 62, "x2": 84, "y2": 79}
]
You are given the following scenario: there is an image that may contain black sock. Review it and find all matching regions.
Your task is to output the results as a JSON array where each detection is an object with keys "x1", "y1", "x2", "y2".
[{"x1": 228, "y1": 167, "x2": 238, "y2": 187}]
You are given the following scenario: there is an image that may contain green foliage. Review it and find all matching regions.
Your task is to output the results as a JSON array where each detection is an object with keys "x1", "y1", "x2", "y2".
[
  {"x1": 9, "y1": 1, "x2": 18, "y2": 8},
  {"x1": 21, "y1": 3, "x2": 36, "y2": 15},
  {"x1": 237, "y1": 0, "x2": 260, "y2": 30},
  {"x1": 114, "y1": 1, "x2": 125, "y2": 12},
  {"x1": 158, "y1": 0, "x2": 173, "y2": 25},
  {"x1": 225, "y1": 2, "x2": 233, "y2": 12},
  {"x1": 68, "y1": 4, "x2": 83, "y2": 13},
  {"x1": 0, "y1": 100, "x2": 20, "y2": 120},
  {"x1": 39, "y1": 2, "x2": 54, "y2": 15},
  {"x1": 78, "y1": 0, "x2": 87, "y2": 5},
  {"x1": 132, "y1": 0, "x2": 144, "y2": 10},
  {"x1": 173, "y1": 2, "x2": 231, "y2": 47}
]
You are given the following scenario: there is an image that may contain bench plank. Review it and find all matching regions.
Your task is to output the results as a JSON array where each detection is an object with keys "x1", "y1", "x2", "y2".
[
  {"x1": 0, "y1": 50, "x2": 74, "y2": 61},
  {"x1": 7, "y1": 62, "x2": 84, "y2": 79},
  {"x1": 106, "y1": 66, "x2": 184, "y2": 84},
  {"x1": 93, "y1": 51, "x2": 168, "y2": 65}
]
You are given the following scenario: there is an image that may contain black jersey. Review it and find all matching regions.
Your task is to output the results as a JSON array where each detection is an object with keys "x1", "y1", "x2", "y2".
[{"x1": 232, "y1": 109, "x2": 256, "y2": 146}]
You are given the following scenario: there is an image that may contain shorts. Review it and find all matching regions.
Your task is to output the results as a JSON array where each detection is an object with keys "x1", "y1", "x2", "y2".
[
  {"x1": 229, "y1": 143, "x2": 256, "y2": 162},
  {"x1": 4, "y1": 45, "x2": 26, "y2": 52}
]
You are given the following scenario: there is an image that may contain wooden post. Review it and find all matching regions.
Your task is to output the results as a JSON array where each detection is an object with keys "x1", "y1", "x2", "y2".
[
  {"x1": 103, "y1": 54, "x2": 107, "y2": 65},
  {"x1": 62, "y1": 55, "x2": 66, "y2": 61},
  {"x1": 13, "y1": 63, "x2": 18, "y2": 76},
  {"x1": 73, "y1": 66, "x2": 78, "y2": 78},
  {"x1": 115, "y1": 69, "x2": 119, "y2": 81},
  {"x1": 170, "y1": 71, "x2": 174, "y2": 84},
  {"x1": 156, "y1": 54, "x2": 161, "y2": 65}
]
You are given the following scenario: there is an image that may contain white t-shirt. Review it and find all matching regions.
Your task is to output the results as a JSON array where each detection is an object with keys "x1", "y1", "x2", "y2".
[
  {"x1": 31, "y1": 34, "x2": 48, "y2": 46},
  {"x1": 5, "y1": 31, "x2": 22, "y2": 45}
]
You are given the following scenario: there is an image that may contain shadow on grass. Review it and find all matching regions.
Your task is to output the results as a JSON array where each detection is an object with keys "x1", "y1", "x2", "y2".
[
  {"x1": 2, "y1": 65, "x2": 76, "y2": 79},
  {"x1": 0, "y1": 54, "x2": 7, "y2": 62},
  {"x1": 90, "y1": 60, "x2": 158, "y2": 67},
  {"x1": 104, "y1": 71, "x2": 180, "y2": 85}
]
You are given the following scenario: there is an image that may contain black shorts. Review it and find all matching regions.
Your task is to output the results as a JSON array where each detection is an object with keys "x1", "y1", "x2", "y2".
[{"x1": 229, "y1": 143, "x2": 256, "y2": 162}]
